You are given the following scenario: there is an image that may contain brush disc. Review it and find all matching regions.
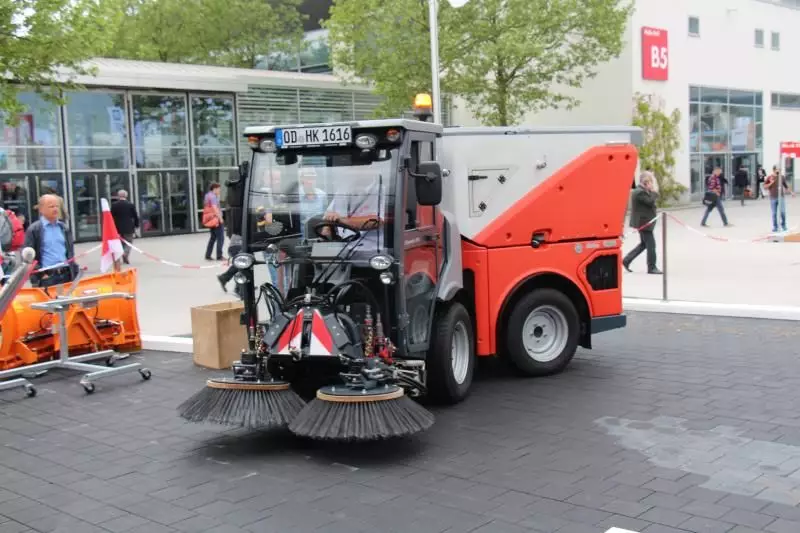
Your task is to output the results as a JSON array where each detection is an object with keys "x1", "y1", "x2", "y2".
[
  {"x1": 177, "y1": 378, "x2": 306, "y2": 429},
  {"x1": 288, "y1": 384, "x2": 435, "y2": 441}
]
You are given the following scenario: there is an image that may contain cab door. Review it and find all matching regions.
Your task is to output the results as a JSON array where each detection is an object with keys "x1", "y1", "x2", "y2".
[{"x1": 403, "y1": 134, "x2": 444, "y2": 353}]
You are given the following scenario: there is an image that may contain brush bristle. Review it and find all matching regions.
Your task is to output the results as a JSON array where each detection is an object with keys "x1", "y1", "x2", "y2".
[
  {"x1": 177, "y1": 385, "x2": 306, "y2": 429},
  {"x1": 288, "y1": 395, "x2": 435, "y2": 441}
]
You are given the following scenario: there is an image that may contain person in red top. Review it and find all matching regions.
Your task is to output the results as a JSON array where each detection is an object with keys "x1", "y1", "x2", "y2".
[{"x1": 701, "y1": 167, "x2": 731, "y2": 227}]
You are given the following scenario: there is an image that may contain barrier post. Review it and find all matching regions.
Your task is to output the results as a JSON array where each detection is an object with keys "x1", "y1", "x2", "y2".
[{"x1": 661, "y1": 211, "x2": 668, "y2": 301}]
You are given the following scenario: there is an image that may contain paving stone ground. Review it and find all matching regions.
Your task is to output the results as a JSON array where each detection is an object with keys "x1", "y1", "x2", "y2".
[{"x1": 1, "y1": 311, "x2": 799, "y2": 533}]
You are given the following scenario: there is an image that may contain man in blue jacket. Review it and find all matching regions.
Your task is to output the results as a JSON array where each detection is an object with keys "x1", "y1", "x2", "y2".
[{"x1": 23, "y1": 194, "x2": 79, "y2": 287}]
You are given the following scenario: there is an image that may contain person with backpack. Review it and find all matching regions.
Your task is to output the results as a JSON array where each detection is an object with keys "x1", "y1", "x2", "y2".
[{"x1": 23, "y1": 194, "x2": 79, "y2": 288}]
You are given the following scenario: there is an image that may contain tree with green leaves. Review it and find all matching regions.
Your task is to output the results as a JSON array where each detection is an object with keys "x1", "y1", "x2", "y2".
[
  {"x1": 107, "y1": 0, "x2": 306, "y2": 69},
  {"x1": 324, "y1": 0, "x2": 632, "y2": 125},
  {"x1": 632, "y1": 93, "x2": 686, "y2": 206},
  {"x1": 0, "y1": 0, "x2": 123, "y2": 121}
]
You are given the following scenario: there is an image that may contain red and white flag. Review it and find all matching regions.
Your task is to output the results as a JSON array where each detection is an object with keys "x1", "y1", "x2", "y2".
[{"x1": 100, "y1": 198, "x2": 124, "y2": 272}]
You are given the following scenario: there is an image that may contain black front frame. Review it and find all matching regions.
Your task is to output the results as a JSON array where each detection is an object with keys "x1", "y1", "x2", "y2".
[{"x1": 239, "y1": 127, "x2": 444, "y2": 360}]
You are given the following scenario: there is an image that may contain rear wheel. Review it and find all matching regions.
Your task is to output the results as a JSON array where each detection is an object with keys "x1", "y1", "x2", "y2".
[
  {"x1": 426, "y1": 301, "x2": 475, "y2": 404},
  {"x1": 505, "y1": 289, "x2": 580, "y2": 376}
]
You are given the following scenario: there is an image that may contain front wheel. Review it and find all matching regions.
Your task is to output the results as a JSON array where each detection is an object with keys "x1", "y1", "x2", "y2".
[
  {"x1": 505, "y1": 289, "x2": 580, "y2": 377},
  {"x1": 426, "y1": 301, "x2": 475, "y2": 404}
]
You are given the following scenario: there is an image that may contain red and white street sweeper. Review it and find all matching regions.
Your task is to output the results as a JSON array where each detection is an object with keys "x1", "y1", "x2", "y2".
[{"x1": 177, "y1": 95, "x2": 641, "y2": 442}]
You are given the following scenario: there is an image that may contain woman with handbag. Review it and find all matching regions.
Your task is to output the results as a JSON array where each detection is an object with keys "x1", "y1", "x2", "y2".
[
  {"x1": 701, "y1": 167, "x2": 731, "y2": 227},
  {"x1": 202, "y1": 182, "x2": 225, "y2": 261}
]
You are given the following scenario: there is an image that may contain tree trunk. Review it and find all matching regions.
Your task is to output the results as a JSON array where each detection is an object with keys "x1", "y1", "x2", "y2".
[{"x1": 497, "y1": 80, "x2": 509, "y2": 126}]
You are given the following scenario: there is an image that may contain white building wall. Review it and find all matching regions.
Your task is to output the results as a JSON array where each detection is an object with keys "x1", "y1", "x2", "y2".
[{"x1": 450, "y1": 0, "x2": 800, "y2": 201}]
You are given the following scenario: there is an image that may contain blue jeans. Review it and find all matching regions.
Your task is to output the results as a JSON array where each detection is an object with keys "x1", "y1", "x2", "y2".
[
  {"x1": 771, "y1": 197, "x2": 787, "y2": 231},
  {"x1": 701, "y1": 198, "x2": 728, "y2": 226}
]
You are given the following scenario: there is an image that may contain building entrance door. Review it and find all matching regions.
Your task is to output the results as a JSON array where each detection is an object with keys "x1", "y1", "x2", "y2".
[
  {"x1": 70, "y1": 172, "x2": 131, "y2": 241},
  {"x1": 135, "y1": 170, "x2": 191, "y2": 236}
]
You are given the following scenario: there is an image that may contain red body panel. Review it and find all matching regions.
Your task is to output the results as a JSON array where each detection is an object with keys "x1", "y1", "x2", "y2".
[
  {"x1": 471, "y1": 144, "x2": 638, "y2": 248},
  {"x1": 460, "y1": 144, "x2": 638, "y2": 356}
]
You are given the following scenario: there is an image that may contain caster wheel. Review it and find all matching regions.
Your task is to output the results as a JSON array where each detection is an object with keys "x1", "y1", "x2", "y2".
[
  {"x1": 105, "y1": 357, "x2": 115, "y2": 367},
  {"x1": 24, "y1": 385, "x2": 36, "y2": 398},
  {"x1": 139, "y1": 369, "x2": 152, "y2": 381},
  {"x1": 83, "y1": 383, "x2": 95, "y2": 394}
]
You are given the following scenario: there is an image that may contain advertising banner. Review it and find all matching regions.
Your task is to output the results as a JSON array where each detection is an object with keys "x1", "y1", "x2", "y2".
[{"x1": 642, "y1": 27, "x2": 669, "y2": 81}]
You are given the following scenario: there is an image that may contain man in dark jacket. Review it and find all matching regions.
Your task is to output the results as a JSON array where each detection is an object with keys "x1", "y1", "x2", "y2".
[
  {"x1": 23, "y1": 194, "x2": 79, "y2": 287},
  {"x1": 110, "y1": 189, "x2": 139, "y2": 264},
  {"x1": 623, "y1": 171, "x2": 662, "y2": 275}
]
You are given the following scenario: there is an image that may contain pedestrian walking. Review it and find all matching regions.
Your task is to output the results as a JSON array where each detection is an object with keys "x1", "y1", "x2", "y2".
[
  {"x1": 701, "y1": 167, "x2": 731, "y2": 227},
  {"x1": 110, "y1": 189, "x2": 139, "y2": 264},
  {"x1": 623, "y1": 171, "x2": 662, "y2": 275},
  {"x1": 765, "y1": 165, "x2": 795, "y2": 233},
  {"x1": 202, "y1": 182, "x2": 225, "y2": 261},
  {"x1": 216, "y1": 204, "x2": 243, "y2": 298}
]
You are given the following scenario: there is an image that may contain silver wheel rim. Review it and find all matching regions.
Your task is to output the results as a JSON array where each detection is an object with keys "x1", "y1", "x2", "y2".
[
  {"x1": 451, "y1": 321, "x2": 470, "y2": 385},
  {"x1": 522, "y1": 305, "x2": 569, "y2": 363}
]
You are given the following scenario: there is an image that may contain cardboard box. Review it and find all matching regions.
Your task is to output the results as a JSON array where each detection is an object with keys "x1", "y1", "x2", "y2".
[{"x1": 190, "y1": 300, "x2": 247, "y2": 369}]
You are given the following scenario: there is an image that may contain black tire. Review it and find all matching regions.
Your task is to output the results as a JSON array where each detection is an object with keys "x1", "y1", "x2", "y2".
[
  {"x1": 505, "y1": 288, "x2": 580, "y2": 377},
  {"x1": 426, "y1": 301, "x2": 475, "y2": 404}
]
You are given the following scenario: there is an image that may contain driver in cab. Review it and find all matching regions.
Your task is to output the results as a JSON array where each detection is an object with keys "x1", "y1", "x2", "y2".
[{"x1": 321, "y1": 172, "x2": 385, "y2": 250}]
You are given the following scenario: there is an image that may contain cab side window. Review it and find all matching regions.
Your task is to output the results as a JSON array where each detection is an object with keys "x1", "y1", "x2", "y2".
[{"x1": 406, "y1": 140, "x2": 434, "y2": 230}]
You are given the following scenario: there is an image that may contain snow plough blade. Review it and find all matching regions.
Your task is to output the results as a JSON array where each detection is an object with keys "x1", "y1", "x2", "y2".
[{"x1": 0, "y1": 269, "x2": 142, "y2": 371}]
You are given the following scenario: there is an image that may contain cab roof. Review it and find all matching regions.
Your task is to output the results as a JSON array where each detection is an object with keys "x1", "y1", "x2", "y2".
[{"x1": 243, "y1": 118, "x2": 443, "y2": 137}]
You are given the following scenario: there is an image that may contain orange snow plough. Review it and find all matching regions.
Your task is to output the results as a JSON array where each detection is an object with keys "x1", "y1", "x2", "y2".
[{"x1": 0, "y1": 269, "x2": 142, "y2": 371}]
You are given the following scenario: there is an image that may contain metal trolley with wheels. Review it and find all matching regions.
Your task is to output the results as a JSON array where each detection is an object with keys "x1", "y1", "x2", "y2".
[{"x1": 0, "y1": 292, "x2": 152, "y2": 398}]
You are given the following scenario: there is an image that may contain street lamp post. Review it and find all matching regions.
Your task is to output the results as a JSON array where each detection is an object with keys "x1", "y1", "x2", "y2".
[{"x1": 428, "y1": 0, "x2": 468, "y2": 125}]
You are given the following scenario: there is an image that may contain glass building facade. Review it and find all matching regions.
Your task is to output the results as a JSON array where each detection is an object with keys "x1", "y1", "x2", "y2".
[
  {"x1": 689, "y1": 86, "x2": 764, "y2": 199},
  {"x1": 0, "y1": 80, "x2": 402, "y2": 242}
]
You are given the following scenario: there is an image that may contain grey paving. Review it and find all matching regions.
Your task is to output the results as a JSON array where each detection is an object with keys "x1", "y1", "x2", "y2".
[{"x1": 1, "y1": 312, "x2": 800, "y2": 532}]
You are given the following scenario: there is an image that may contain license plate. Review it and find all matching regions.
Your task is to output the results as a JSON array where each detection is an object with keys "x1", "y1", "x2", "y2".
[{"x1": 274, "y1": 126, "x2": 352, "y2": 148}]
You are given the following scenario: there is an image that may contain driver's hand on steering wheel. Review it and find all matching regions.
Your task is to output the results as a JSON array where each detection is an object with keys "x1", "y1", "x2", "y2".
[{"x1": 322, "y1": 212, "x2": 340, "y2": 223}]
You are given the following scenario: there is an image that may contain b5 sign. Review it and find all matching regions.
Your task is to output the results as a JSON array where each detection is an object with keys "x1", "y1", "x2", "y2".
[{"x1": 641, "y1": 27, "x2": 668, "y2": 81}]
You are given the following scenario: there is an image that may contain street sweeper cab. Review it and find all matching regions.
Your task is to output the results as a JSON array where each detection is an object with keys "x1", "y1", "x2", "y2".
[{"x1": 217, "y1": 93, "x2": 641, "y2": 409}]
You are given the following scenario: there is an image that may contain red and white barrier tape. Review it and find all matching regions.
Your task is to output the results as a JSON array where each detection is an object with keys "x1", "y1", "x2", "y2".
[
  {"x1": 32, "y1": 244, "x2": 101, "y2": 274},
  {"x1": 622, "y1": 214, "x2": 661, "y2": 238},
  {"x1": 121, "y1": 239, "x2": 225, "y2": 270},
  {"x1": 664, "y1": 213, "x2": 798, "y2": 244}
]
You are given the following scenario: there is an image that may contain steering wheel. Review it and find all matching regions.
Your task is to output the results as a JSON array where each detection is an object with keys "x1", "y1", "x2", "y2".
[{"x1": 314, "y1": 219, "x2": 361, "y2": 242}]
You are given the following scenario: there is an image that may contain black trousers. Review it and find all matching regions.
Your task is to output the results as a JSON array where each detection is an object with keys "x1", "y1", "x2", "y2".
[
  {"x1": 623, "y1": 229, "x2": 657, "y2": 271},
  {"x1": 205, "y1": 225, "x2": 224, "y2": 260}
]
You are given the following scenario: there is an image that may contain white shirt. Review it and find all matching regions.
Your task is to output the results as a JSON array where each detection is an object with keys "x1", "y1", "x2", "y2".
[{"x1": 325, "y1": 183, "x2": 385, "y2": 251}]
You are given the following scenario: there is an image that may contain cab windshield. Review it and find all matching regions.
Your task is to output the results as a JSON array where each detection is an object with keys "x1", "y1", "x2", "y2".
[{"x1": 246, "y1": 147, "x2": 397, "y2": 255}]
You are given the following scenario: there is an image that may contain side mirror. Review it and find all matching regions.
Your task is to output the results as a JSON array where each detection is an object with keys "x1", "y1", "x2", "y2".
[
  {"x1": 238, "y1": 161, "x2": 249, "y2": 181},
  {"x1": 413, "y1": 161, "x2": 443, "y2": 206}
]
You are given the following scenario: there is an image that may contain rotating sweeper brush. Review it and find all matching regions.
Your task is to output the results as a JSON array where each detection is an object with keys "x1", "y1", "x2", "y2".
[{"x1": 177, "y1": 278, "x2": 306, "y2": 430}]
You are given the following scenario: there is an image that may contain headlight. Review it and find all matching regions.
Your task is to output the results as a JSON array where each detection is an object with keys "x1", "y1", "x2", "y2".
[
  {"x1": 379, "y1": 272, "x2": 394, "y2": 285},
  {"x1": 233, "y1": 253, "x2": 255, "y2": 270},
  {"x1": 355, "y1": 133, "x2": 377, "y2": 149},
  {"x1": 259, "y1": 139, "x2": 276, "y2": 152},
  {"x1": 369, "y1": 254, "x2": 392, "y2": 270},
  {"x1": 233, "y1": 272, "x2": 248, "y2": 285}
]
